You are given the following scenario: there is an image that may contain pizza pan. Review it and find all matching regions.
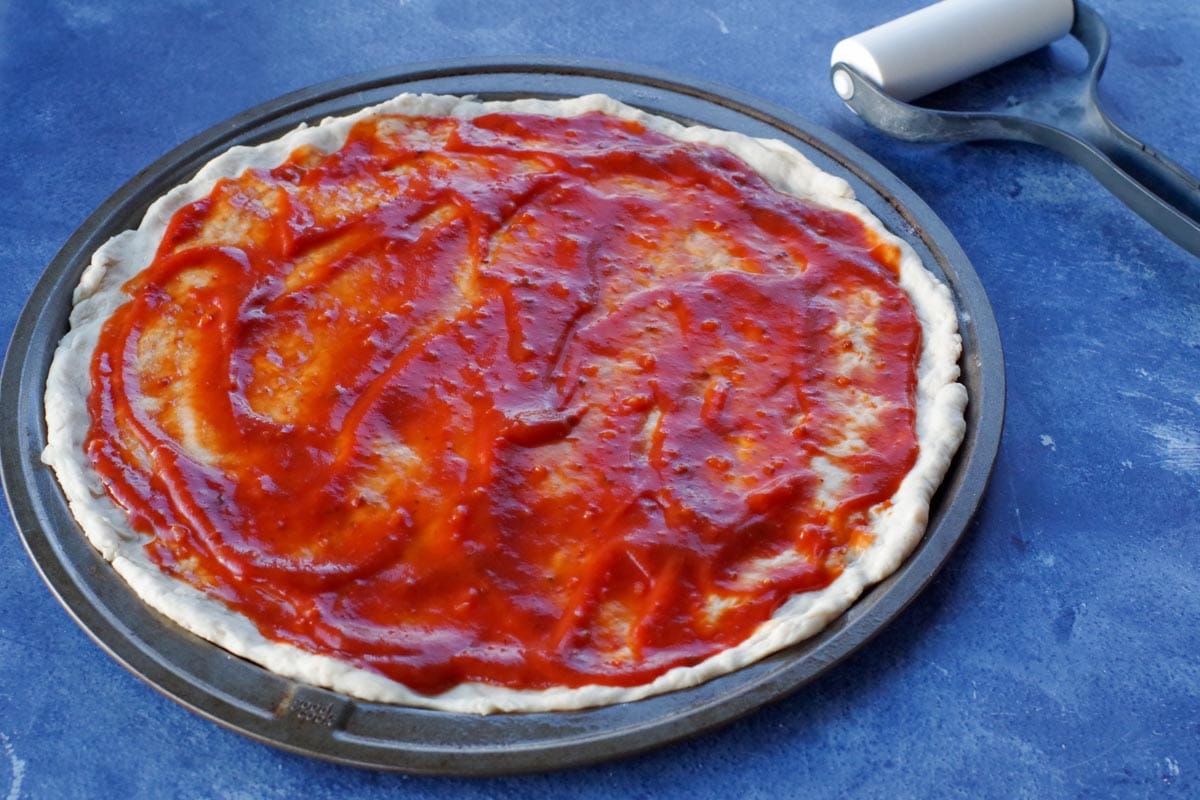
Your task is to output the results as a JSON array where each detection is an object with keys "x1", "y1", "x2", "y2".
[{"x1": 1, "y1": 58, "x2": 1004, "y2": 775}]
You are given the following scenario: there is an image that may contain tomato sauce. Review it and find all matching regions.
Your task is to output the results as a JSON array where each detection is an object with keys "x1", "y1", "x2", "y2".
[{"x1": 86, "y1": 109, "x2": 920, "y2": 694}]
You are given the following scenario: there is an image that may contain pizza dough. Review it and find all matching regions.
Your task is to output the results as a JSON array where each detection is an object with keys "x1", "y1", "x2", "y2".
[{"x1": 43, "y1": 93, "x2": 967, "y2": 713}]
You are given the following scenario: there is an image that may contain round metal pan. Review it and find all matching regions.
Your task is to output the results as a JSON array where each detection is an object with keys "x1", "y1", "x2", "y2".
[{"x1": 1, "y1": 58, "x2": 1004, "y2": 775}]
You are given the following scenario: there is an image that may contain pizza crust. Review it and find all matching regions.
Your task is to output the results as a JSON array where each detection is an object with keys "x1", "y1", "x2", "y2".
[{"x1": 43, "y1": 93, "x2": 967, "y2": 713}]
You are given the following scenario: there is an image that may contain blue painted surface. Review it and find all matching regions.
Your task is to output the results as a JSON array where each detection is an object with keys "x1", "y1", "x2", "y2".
[{"x1": 2, "y1": 0, "x2": 1198, "y2": 796}]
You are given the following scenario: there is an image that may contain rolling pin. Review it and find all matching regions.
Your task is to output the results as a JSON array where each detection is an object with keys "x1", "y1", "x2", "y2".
[{"x1": 828, "y1": 0, "x2": 1200, "y2": 257}]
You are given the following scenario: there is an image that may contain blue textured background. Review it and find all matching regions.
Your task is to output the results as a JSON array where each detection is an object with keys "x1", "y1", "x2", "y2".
[{"x1": 2, "y1": 1, "x2": 1198, "y2": 797}]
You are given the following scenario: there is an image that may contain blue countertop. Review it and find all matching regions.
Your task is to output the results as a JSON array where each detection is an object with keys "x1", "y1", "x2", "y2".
[{"x1": 2, "y1": 1, "x2": 1197, "y2": 796}]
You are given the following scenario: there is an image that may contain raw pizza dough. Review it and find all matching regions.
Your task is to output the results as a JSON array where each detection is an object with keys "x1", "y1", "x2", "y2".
[{"x1": 43, "y1": 93, "x2": 967, "y2": 713}]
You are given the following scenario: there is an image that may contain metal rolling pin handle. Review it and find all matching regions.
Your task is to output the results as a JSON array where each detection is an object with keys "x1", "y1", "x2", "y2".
[{"x1": 830, "y1": 1, "x2": 1200, "y2": 257}]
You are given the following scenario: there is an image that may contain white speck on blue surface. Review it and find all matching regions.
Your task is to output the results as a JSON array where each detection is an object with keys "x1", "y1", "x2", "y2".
[{"x1": 1, "y1": 733, "x2": 25, "y2": 800}]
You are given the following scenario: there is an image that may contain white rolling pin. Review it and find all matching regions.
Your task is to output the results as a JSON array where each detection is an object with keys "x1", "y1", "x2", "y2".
[{"x1": 831, "y1": 0, "x2": 1075, "y2": 102}]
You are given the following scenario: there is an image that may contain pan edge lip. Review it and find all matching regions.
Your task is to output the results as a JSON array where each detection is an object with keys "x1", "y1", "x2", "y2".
[{"x1": 1, "y1": 56, "x2": 1004, "y2": 776}]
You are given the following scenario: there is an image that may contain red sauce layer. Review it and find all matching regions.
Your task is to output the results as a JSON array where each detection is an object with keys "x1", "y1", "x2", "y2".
[{"x1": 86, "y1": 109, "x2": 920, "y2": 695}]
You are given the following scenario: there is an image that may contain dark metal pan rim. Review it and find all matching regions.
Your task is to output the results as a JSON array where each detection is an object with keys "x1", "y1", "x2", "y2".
[{"x1": 1, "y1": 56, "x2": 1004, "y2": 776}]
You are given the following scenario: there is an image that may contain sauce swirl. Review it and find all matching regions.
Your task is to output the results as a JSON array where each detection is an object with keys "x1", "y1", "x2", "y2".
[{"x1": 87, "y1": 110, "x2": 920, "y2": 694}]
